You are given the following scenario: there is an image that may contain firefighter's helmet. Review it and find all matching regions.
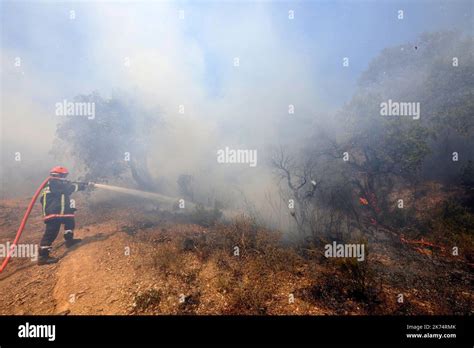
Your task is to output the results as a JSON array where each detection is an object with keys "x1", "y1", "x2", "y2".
[{"x1": 50, "y1": 166, "x2": 69, "y2": 177}]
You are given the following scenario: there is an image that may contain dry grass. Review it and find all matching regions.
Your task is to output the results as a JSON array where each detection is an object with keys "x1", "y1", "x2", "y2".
[{"x1": 126, "y1": 212, "x2": 473, "y2": 315}]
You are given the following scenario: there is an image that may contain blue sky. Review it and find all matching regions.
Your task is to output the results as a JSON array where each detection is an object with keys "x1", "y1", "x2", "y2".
[{"x1": 2, "y1": 0, "x2": 472, "y2": 106}]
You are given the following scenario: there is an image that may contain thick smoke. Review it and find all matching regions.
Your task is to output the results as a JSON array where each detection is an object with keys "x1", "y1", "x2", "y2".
[{"x1": 1, "y1": 1, "x2": 472, "y2": 232}]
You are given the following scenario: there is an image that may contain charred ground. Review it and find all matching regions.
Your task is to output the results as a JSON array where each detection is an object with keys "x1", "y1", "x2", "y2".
[{"x1": 0, "y1": 183, "x2": 472, "y2": 315}]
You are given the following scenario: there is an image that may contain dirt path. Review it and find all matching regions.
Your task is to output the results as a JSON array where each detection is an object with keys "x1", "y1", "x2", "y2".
[
  {"x1": 0, "y1": 223, "x2": 126, "y2": 314},
  {"x1": 0, "y1": 261, "x2": 58, "y2": 314},
  {"x1": 52, "y1": 223, "x2": 137, "y2": 315},
  {"x1": 0, "y1": 198, "x2": 138, "y2": 315}
]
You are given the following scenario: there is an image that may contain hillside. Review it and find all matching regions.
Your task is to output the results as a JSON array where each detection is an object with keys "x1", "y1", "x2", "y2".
[{"x1": 0, "y1": 191, "x2": 472, "y2": 316}]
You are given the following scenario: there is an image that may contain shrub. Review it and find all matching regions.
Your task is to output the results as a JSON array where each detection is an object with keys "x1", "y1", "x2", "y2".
[
  {"x1": 190, "y1": 204, "x2": 223, "y2": 227},
  {"x1": 152, "y1": 243, "x2": 182, "y2": 276},
  {"x1": 133, "y1": 288, "x2": 162, "y2": 313}
]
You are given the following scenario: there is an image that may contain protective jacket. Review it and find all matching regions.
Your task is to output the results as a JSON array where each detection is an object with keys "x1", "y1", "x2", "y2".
[{"x1": 40, "y1": 178, "x2": 87, "y2": 221}]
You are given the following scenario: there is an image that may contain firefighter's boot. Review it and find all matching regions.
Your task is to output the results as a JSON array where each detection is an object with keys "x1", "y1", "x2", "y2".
[
  {"x1": 64, "y1": 230, "x2": 82, "y2": 248},
  {"x1": 37, "y1": 246, "x2": 59, "y2": 265}
]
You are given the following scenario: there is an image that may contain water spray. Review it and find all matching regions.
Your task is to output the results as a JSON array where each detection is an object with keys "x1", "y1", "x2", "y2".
[
  {"x1": 92, "y1": 183, "x2": 196, "y2": 209},
  {"x1": 92, "y1": 183, "x2": 238, "y2": 217}
]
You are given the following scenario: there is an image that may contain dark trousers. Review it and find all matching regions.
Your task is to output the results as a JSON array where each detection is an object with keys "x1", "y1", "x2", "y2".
[{"x1": 40, "y1": 217, "x2": 75, "y2": 252}]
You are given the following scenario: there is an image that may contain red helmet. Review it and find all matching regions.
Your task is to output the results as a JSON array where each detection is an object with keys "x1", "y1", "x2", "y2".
[{"x1": 50, "y1": 166, "x2": 69, "y2": 177}]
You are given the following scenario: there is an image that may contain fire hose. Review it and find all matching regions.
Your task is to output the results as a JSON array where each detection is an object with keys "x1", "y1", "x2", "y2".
[
  {"x1": 0, "y1": 177, "x2": 93, "y2": 274},
  {"x1": 0, "y1": 176, "x2": 51, "y2": 274}
]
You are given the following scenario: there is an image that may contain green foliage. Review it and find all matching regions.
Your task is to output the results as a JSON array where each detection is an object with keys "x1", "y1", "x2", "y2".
[
  {"x1": 53, "y1": 92, "x2": 158, "y2": 188},
  {"x1": 331, "y1": 31, "x2": 474, "y2": 228},
  {"x1": 382, "y1": 122, "x2": 432, "y2": 176},
  {"x1": 350, "y1": 32, "x2": 473, "y2": 175}
]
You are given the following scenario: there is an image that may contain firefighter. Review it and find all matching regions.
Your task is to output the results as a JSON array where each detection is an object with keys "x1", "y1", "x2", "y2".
[{"x1": 38, "y1": 166, "x2": 94, "y2": 265}]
